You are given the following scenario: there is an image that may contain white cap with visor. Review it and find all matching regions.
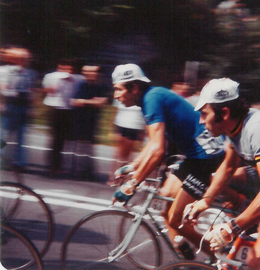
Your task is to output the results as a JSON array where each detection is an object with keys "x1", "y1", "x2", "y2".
[
  {"x1": 112, "y1": 64, "x2": 151, "y2": 84},
  {"x1": 195, "y1": 78, "x2": 240, "y2": 111}
]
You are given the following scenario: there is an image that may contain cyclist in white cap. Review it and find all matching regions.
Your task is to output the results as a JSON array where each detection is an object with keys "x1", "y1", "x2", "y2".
[
  {"x1": 187, "y1": 78, "x2": 260, "y2": 269},
  {"x1": 111, "y1": 63, "x2": 226, "y2": 258}
]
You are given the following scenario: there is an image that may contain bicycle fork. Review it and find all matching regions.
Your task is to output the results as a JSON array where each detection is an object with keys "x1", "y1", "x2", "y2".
[{"x1": 108, "y1": 192, "x2": 155, "y2": 262}]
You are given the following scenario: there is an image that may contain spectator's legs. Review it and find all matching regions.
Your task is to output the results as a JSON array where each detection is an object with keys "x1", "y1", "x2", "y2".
[
  {"x1": 0, "y1": 115, "x2": 8, "y2": 159},
  {"x1": 50, "y1": 109, "x2": 65, "y2": 172},
  {"x1": 118, "y1": 135, "x2": 135, "y2": 162},
  {"x1": 16, "y1": 120, "x2": 26, "y2": 167}
]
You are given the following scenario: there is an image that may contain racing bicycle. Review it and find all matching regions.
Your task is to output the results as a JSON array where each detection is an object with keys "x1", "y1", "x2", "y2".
[{"x1": 61, "y1": 160, "x2": 239, "y2": 270}]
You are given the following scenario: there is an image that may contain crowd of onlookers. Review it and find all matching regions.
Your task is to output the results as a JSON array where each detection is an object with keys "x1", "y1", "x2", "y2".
[{"x1": 0, "y1": 46, "x2": 110, "y2": 177}]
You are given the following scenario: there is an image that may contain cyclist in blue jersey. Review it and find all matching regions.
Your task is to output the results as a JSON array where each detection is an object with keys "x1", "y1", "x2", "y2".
[
  {"x1": 111, "y1": 64, "x2": 226, "y2": 258},
  {"x1": 187, "y1": 78, "x2": 260, "y2": 269}
]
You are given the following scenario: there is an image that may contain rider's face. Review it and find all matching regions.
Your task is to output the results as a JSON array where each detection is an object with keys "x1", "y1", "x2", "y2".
[
  {"x1": 113, "y1": 83, "x2": 136, "y2": 107},
  {"x1": 199, "y1": 104, "x2": 224, "y2": 137}
]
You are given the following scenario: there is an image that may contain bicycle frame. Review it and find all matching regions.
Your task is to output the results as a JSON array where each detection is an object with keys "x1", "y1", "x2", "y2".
[
  {"x1": 108, "y1": 176, "x2": 244, "y2": 265},
  {"x1": 108, "y1": 178, "x2": 182, "y2": 262}
]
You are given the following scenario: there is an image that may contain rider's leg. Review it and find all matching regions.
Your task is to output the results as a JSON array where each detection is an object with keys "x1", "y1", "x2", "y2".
[
  {"x1": 161, "y1": 155, "x2": 225, "y2": 257},
  {"x1": 247, "y1": 225, "x2": 260, "y2": 270},
  {"x1": 230, "y1": 166, "x2": 260, "y2": 200},
  {"x1": 160, "y1": 173, "x2": 182, "y2": 198},
  {"x1": 222, "y1": 166, "x2": 259, "y2": 211},
  {"x1": 160, "y1": 174, "x2": 212, "y2": 257},
  {"x1": 159, "y1": 174, "x2": 183, "y2": 246},
  {"x1": 168, "y1": 187, "x2": 214, "y2": 257},
  {"x1": 220, "y1": 187, "x2": 246, "y2": 210}
]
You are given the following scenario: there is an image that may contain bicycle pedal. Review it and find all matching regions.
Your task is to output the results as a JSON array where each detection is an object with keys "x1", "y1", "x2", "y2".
[
  {"x1": 161, "y1": 228, "x2": 169, "y2": 233},
  {"x1": 178, "y1": 242, "x2": 195, "y2": 260},
  {"x1": 174, "y1": 236, "x2": 195, "y2": 260}
]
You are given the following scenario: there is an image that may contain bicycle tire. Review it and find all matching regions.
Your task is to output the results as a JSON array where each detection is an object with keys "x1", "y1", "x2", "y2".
[
  {"x1": 0, "y1": 160, "x2": 23, "y2": 218},
  {"x1": 0, "y1": 181, "x2": 54, "y2": 258},
  {"x1": 61, "y1": 209, "x2": 162, "y2": 270},
  {"x1": 1, "y1": 224, "x2": 43, "y2": 270},
  {"x1": 158, "y1": 261, "x2": 217, "y2": 270}
]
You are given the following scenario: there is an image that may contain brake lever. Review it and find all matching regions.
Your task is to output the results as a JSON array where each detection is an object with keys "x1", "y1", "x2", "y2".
[{"x1": 178, "y1": 206, "x2": 192, "y2": 229}]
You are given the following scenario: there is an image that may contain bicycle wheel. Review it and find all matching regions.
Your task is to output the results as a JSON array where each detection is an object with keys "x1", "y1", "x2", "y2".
[
  {"x1": 0, "y1": 182, "x2": 54, "y2": 258},
  {"x1": 61, "y1": 209, "x2": 162, "y2": 270},
  {"x1": 158, "y1": 261, "x2": 217, "y2": 270},
  {"x1": 1, "y1": 224, "x2": 43, "y2": 270}
]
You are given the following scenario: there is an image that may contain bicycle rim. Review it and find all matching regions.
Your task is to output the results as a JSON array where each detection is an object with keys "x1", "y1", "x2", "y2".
[
  {"x1": 0, "y1": 182, "x2": 54, "y2": 258},
  {"x1": 158, "y1": 261, "x2": 217, "y2": 270},
  {"x1": 1, "y1": 224, "x2": 43, "y2": 270},
  {"x1": 61, "y1": 209, "x2": 161, "y2": 270}
]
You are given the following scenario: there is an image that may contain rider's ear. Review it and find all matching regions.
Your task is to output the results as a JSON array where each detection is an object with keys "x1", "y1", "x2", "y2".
[
  {"x1": 131, "y1": 83, "x2": 139, "y2": 95},
  {"x1": 222, "y1": 107, "x2": 230, "y2": 121}
]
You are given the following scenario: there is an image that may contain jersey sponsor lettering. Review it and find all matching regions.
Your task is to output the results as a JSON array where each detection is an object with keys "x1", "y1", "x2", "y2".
[{"x1": 183, "y1": 174, "x2": 207, "y2": 198}]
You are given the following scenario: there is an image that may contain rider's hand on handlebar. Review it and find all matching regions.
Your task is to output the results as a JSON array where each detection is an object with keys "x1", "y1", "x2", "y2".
[
  {"x1": 114, "y1": 164, "x2": 135, "y2": 179},
  {"x1": 205, "y1": 223, "x2": 233, "y2": 251},
  {"x1": 186, "y1": 199, "x2": 210, "y2": 222},
  {"x1": 112, "y1": 179, "x2": 138, "y2": 205}
]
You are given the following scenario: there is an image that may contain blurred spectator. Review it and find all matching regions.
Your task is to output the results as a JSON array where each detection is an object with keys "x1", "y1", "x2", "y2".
[
  {"x1": 171, "y1": 82, "x2": 199, "y2": 107},
  {"x1": 0, "y1": 46, "x2": 37, "y2": 169},
  {"x1": 70, "y1": 65, "x2": 108, "y2": 178},
  {"x1": 42, "y1": 60, "x2": 78, "y2": 175},
  {"x1": 109, "y1": 99, "x2": 146, "y2": 184}
]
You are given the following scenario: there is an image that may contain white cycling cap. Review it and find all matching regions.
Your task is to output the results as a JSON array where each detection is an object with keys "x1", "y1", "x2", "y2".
[
  {"x1": 195, "y1": 78, "x2": 240, "y2": 111},
  {"x1": 112, "y1": 64, "x2": 151, "y2": 84}
]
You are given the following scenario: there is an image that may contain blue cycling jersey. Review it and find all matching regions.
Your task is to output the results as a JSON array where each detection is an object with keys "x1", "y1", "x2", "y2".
[{"x1": 139, "y1": 86, "x2": 224, "y2": 159}]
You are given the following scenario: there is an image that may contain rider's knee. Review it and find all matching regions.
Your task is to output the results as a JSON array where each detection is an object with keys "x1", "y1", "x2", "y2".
[
  {"x1": 160, "y1": 187, "x2": 172, "y2": 197},
  {"x1": 247, "y1": 257, "x2": 260, "y2": 270},
  {"x1": 247, "y1": 246, "x2": 260, "y2": 270}
]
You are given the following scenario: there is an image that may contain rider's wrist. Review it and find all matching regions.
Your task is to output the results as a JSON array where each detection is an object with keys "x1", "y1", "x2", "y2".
[
  {"x1": 129, "y1": 179, "x2": 139, "y2": 187},
  {"x1": 201, "y1": 197, "x2": 212, "y2": 207},
  {"x1": 229, "y1": 218, "x2": 243, "y2": 236}
]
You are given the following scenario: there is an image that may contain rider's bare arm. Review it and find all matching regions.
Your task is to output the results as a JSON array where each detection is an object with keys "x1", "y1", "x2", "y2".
[
  {"x1": 235, "y1": 162, "x2": 260, "y2": 230},
  {"x1": 70, "y1": 97, "x2": 107, "y2": 108},
  {"x1": 189, "y1": 147, "x2": 240, "y2": 219},
  {"x1": 130, "y1": 122, "x2": 165, "y2": 185},
  {"x1": 203, "y1": 147, "x2": 239, "y2": 204}
]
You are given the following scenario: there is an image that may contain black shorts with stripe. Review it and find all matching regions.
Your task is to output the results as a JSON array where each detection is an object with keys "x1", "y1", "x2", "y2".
[{"x1": 171, "y1": 153, "x2": 225, "y2": 200}]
